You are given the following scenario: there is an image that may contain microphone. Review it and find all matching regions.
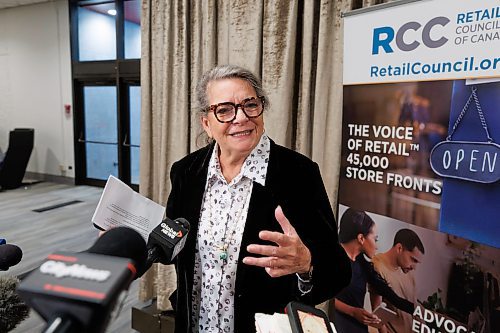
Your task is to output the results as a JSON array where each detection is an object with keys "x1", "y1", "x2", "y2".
[
  {"x1": 0, "y1": 244, "x2": 23, "y2": 271},
  {"x1": 0, "y1": 276, "x2": 30, "y2": 332},
  {"x1": 147, "y1": 217, "x2": 190, "y2": 265},
  {"x1": 17, "y1": 227, "x2": 147, "y2": 333},
  {"x1": 87, "y1": 226, "x2": 148, "y2": 277}
]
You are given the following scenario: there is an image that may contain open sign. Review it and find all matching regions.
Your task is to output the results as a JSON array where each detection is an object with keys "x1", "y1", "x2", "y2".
[{"x1": 430, "y1": 141, "x2": 500, "y2": 183}]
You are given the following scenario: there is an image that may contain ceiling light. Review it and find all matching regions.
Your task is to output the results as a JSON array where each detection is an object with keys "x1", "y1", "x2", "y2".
[{"x1": 108, "y1": 9, "x2": 117, "y2": 16}]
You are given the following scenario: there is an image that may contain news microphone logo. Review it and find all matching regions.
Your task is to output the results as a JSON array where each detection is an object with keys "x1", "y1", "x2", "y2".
[
  {"x1": 147, "y1": 217, "x2": 190, "y2": 265},
  {"x1": 19, "y1": 252, "x2": 134, "y2": 298},
  {"x1": 160, "y1": 222, "x2": 184, "y2": 239},
  {"x1": 40, "y1": 259, "x2": 111, "y2": 282}
]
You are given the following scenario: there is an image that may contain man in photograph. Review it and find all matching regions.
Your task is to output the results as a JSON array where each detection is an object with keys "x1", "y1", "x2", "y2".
[{"x1": 371, "y1": 229, "x2": 425, "y2": 333}]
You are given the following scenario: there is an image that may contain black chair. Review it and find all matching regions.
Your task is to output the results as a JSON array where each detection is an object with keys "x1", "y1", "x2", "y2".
[{"x1": 0, "y1": 128, "x2": 34, "y2": 190}]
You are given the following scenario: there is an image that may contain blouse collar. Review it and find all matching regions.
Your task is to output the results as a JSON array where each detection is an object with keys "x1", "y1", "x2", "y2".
[{"x1": 207, "y1": 133, "x2": 270, "y2": 187}]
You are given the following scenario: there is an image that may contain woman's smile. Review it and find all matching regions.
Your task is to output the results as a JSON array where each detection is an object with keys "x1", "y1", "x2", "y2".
[{"x1": 229, "y1": 128, "x2": 254, "y2": 137}]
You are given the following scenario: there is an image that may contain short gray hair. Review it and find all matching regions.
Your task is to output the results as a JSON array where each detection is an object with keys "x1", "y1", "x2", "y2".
[{"x1": 194, "y1": 64, "x2": 269, "y2": 115}]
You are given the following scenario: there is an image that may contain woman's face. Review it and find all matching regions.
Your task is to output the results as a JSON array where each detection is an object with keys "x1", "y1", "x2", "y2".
[
  {"x1": 361, "y1": 224, "x2": 378, "y2": 258},
  {"x1": 202, "y1": 78, "x2": 264, "y2": 160}
]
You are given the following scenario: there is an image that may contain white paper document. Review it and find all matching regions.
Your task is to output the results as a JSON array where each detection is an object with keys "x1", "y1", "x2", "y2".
[
  {"x1": 91, "y1": 175, "x2": 165, "y2": 241},
  {"x1": 255, "y1": 313, "x2": 292, "y2": 333},
  {"x1": 255, "y1": 313, "x2": 337, "y2": 333}
]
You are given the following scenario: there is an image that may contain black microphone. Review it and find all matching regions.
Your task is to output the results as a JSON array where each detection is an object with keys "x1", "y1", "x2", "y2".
[
  {"x1": 0, "y1": 244, "x2": 23, "y2": 271},
  {"x1": 147, "y1": 217, "x2": 190, "y2": 265},
  {"x1": 0, "y1": 276, "x2": 30, "y2": 332},
  {"x1": 17, "y1": 227, "x2": 147, "y2": 333},
  {"x1": 87, "y1": 226, "x2": 148, "y2": 277}
]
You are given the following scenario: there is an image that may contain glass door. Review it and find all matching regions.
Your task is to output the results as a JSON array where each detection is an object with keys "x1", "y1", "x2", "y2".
[
  {"x1": 82, "y1": 85, "x2": 119, "y2": 180},
  {"x1": 70, "y1": 0, "x2": 141, "y2": 188},
  {"x1": 128, "y1": 84, "x2": 141, "y2": 185},
  {"x1": 74, "y1": 80, "x2": 140, "y2": 188}
]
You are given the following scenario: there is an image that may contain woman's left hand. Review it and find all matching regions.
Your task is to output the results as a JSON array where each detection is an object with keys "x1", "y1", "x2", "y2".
[{"x1": 242, "y1": 206, "x2": 312, "y2": 278}]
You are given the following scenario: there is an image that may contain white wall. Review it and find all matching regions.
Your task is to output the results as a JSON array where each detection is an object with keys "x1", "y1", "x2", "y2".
[{"x1": 0, "y1": 0, "x2": 74, "y2": 178}]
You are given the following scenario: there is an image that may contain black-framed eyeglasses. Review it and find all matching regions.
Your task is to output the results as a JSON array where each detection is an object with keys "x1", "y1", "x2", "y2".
[{"x1": 208, "y1": 96, "x2": 265, "y2": 123}]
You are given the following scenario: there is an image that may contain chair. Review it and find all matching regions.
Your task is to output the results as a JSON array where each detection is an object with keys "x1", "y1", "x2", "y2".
[{"x1": 0, "y1": 128, "x2": 34, "y2": 190}]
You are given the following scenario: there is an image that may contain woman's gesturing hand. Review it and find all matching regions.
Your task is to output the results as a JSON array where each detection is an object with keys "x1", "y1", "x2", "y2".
[{"x1": 242, "y1": 206, "x2": 312, "y2": 278}]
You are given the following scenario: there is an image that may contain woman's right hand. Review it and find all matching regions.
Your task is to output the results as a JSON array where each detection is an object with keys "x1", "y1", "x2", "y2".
[{"x1": 352, "y1": 308, "x2": 381, "y2": 326}]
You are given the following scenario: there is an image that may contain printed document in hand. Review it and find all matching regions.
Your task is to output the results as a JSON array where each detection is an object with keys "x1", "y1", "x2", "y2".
[{"x1": 91, "y1": 175, "x2": 165, "y2": 241}]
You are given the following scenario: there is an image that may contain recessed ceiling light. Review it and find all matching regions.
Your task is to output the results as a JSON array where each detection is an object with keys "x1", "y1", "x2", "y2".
[{"x1": 108, "y1": 9, "x2": 117, "y2": 16}]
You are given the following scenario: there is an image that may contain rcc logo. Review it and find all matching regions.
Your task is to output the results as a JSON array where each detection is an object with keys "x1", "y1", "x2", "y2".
[{"x1": 372, "y1": 17, "x2": 450, "y2": 55}]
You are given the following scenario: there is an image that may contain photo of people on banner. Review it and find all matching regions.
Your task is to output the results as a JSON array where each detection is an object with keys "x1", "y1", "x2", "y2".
[
  {"x1": 339, "y1": 79, "x2": 500, "y2": 248},
  {"x1": 330, "y1": 205, "x2": 499, "y2": 333},
  {"x1": 339, "y1": 1, "x2": 499, "y2": 332}
]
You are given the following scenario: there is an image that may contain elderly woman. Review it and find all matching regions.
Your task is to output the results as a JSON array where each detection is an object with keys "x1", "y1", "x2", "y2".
[{"x1": 166, "y1": 65, "x2": 351, "y2": 333}]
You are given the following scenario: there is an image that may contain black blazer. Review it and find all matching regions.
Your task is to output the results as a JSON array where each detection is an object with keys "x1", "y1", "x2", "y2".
[{"x1": 167, "y1": 139, "x2": 351, "y2": 333}]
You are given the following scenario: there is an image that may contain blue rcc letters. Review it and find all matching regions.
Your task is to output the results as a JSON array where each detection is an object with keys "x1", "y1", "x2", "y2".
[{"x1": 372, "y1": 16, "x2": 450, "y2": 55}]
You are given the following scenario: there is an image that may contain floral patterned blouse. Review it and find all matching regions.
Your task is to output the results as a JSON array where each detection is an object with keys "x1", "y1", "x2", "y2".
[{"x1": 191, "y1": 134, "x2": 270, "y2": 332}]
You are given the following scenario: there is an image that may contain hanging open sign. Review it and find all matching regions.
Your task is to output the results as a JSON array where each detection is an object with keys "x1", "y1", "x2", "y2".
[
  {"x1": 431, "y1": 85, "x2": 499, "y2": 184},
  {"x1": 430, "y1": 141, "x2": 500, "y2": 183}
]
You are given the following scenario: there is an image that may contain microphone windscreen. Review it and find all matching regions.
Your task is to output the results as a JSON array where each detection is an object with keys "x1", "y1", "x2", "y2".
[
  {"x1": 0, "y1": 244, "x2": 23, "y2": 270},
  {"x1": 87, "y1": 227, "x2": 148, "y2": 277},
  {"x1": 0, "y1": 276, "x2": 30, "y2": 332}
]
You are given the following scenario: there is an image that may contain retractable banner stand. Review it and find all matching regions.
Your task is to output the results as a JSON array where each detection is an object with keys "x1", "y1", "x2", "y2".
[{"x1": 338, "y1": 1, "x2": 499, "y2": 333}]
